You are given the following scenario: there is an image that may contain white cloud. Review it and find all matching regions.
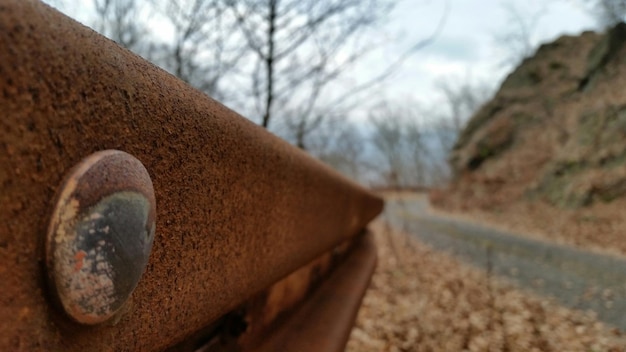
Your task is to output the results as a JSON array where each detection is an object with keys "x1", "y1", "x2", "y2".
[{"x1": 359, "y1": 0, "x2": 597, "y2": 118}]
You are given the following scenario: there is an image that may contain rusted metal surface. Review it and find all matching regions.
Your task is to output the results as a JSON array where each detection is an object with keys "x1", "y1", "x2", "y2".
[
  {"x1": 252, "y1": 230, "x2": 377, "y2": 352},
  {"x1": 168, "y1": 234, "x2": 360, "y2": 352},
  {"x1": 45, "y1": 150, "x2": 156, "y2": 325},
  {"x1": 235, "y1": 234, "x2": 357, "y2": 350},
  {"x1": 0, "y1": 1, "x2": 383, "y2": 351},
  {"x1": 184, "y1": 230, "x2": 376, "y2": 352}
]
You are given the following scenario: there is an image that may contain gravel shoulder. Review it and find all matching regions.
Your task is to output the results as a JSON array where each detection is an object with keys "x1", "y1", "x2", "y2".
[{"x1": 383, "y1": 195, "x2": 626, "y2": 331}]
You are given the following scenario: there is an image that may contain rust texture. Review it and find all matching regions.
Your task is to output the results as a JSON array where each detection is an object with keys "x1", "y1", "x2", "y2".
[
  {"x1": 46, "y1": 150, "x2": 156, "y2": 325},
  {"x1": 235, "y1": 233, "x2": 357, "y2": 349},
  {"x1": 170, "y1": 235, "x2": 358, "y2": 352},
  {"x1": 252, "y1": 230, "x2": 378, "y2": 352},
  {"x1": 0, "y1": 1, "x2": 383, "y2": 351}
]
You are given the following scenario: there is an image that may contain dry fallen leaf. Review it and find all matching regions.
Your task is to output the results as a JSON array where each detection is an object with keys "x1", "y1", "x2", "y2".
[{"x1": 346, "y1": 220, "x2": 626, "y2": 352}]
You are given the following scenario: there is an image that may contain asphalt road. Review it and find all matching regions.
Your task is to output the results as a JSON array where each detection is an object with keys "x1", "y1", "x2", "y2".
[{"x1": 384, "y1": 195, "x2": 626, "y2": 331}]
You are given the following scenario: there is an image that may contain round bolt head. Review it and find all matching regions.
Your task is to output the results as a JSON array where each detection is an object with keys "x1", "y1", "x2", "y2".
[{"x1": 46, "y1": 150, "x2": 156, "y2": 325}]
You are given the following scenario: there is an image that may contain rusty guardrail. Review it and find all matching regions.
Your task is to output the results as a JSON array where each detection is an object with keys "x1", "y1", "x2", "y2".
[{"x1": 0, "y1": 0, "x2": 383, "y2": 350}]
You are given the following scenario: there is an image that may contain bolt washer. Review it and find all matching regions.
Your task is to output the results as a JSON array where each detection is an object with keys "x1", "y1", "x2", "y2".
[{"x1": 45, "y1": 150, "x2": 156, "y2": 325}]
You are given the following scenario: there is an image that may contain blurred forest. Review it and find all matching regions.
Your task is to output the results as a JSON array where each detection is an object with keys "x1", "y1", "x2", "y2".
[{"x1": 44, "y1": 0, "x2": 622, "y2": 188}]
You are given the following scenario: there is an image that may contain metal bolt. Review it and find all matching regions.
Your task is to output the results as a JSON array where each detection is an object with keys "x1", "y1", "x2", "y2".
[{"x1": 45, "y1": 150, "x2": 156, "y2": 325}]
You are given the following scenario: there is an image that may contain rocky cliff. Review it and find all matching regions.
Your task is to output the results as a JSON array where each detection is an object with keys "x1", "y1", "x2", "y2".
[{"x1": 446, "y1": 24, "x2": 626, "y2": 211}]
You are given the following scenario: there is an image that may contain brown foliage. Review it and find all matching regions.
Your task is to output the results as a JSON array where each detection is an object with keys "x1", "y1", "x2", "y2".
[{"x1": 347, "y1": 221, "x2": 626, "y2": 351}]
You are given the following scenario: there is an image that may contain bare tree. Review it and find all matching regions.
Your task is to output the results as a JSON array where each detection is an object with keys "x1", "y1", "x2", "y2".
[
  {"x1": 93, "y1": 0, "x2": 146, "y2": 53},
  {"x1": 149, "y1": 0, "x2": 245, "y2": 99},
  {"x1": 426, "y1": 76, "x2": 493, "y2": 183},
  {"x1": 404, "y1": 119, "x2": 428, "y2": 187},
  {"x1": 365, "y1": 78, "x2": 492, "y2": 188},
  {"x1": 57, "y1": 0, "x2": 242, "y2": 99},
  {"x1": 224, "y1": 0, "x2": 396, "y2": 132},
  {"x1": 436, "y1": 77, "x2": 492, "y2": 140},
  {"x1": 493, "y1": 2, "x2": 545, "y2": 67},
  {"x1": 370, "y1": 109, "x2": 404, "y2": 187},
  {"x1": 369, "y1": 103, "x2": 428, "y2": 188},
  {"x1": 584, "y1": 0, "x2": 626, "y2": 27},
  {"x1": 309, "y1": 117, "x2": 367, "y2": 182},
  {"x1": 61, "y1": 0, "x2": 449, "y2": 153}
]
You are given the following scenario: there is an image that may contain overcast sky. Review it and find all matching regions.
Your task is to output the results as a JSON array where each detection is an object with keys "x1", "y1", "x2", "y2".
[
  {"x1": 371, "y1": 0, "x2": 596, "y2": 110},
  {"x1": 54, "y1": 0, "x2": 599, "y2": 125}
]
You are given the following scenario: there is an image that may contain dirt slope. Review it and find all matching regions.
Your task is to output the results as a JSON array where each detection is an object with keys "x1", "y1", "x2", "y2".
[{"x1": 437, "y1": 24, "x2": 626, "y2": 254}]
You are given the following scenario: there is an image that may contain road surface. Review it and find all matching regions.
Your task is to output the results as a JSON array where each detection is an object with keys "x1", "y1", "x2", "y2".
[{"x1": 384, "y1": 195, "x2": 626, "y2": 331}]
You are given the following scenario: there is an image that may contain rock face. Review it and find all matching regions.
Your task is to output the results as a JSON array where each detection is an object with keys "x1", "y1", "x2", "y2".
[{"x1": 449, "y1": 24, "x2": 626, "y2": 209}]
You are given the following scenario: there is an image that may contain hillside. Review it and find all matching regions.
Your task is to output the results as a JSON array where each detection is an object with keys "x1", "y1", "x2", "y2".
[{"x1": 435, "y1": 24, "x2": 626, "y2": 254}]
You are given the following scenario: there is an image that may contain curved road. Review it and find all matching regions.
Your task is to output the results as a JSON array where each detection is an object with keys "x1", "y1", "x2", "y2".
[{"x1": 384, "y1": 195, "x2": 626, "y2": 331}]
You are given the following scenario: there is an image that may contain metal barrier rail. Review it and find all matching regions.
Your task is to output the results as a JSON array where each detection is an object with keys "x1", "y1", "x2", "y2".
[{"x1": 0, "y1": 0, "x2": 383, "y2": 350}]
